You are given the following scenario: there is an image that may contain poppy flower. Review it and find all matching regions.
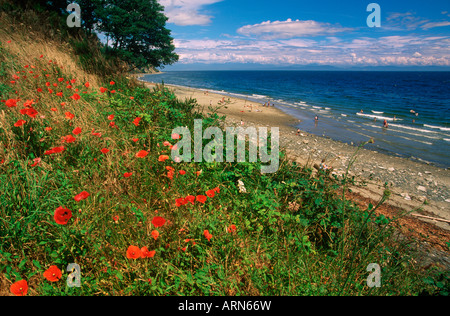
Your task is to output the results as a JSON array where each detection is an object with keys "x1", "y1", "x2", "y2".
[
  {"x1": 151, "y1": 230, "x2": 159, "y2": 240},
  {"x1": 126, "y1": 246, "x2": 141, "y2": 259},
  {"x1": 43, "y1": 265, "x2": 62, "y2": 282},
  {"x1": 56, "y1": 92, "x2": 63, "y2": 97},
  {"x1": 171, "y1": 133, "x2": 180, "y2": 140},
  {"x1": 175, "y1": 198, "x2": 186, "y2": 207},
  {"x1": 51, "y1": 107, "x2": 58, "y2": 111},
  {"x1": 70, "y1": 93, "x2": 81, "y2": 101},
  {"x1": 179, "y1": 170, "x2": 186, "y2": 175},
  {"x1": 132, "y1": 138, "x2": 139, "y2": 142},
  {"x1": 14, "y1": 119, "x2": 26, "y2": 127},
  {"x1": 203, "y1": 230, "x2": 212, "y2": 242},
  {"x1": 141, "y1": 247, "x2": 156, "y2": 258},
  {"x1": 72, "y1": 127, "x2": 82, "y2": 135},
  {"x1": 10, "y1": 279, "x2": 28, "y2": 296},
  {"x1": 37, "y1": 88, "x2": 43, "y2": 92},
  {"x1": 135, "y1": 150, "x2": 148, "y2": 158},
  {"x1": 152, "y1": 216, "x2": 166, "y2": 228},
  {"x1": 163, "y1": 141, "x2": 171, "y2": 147},
  {"x1": 101, "y1": 148, "x2": 109, "y2": 154},
  {"x1": 21, "y1": 107, "x2": 38, "y2": 118},
  {"x1": 110, "y1": 81, "x2": 115, "y2": 85},
  {"x1": 158, "y1": 155, "x2": 169, "y2": 162},
  {"x1": 110, "y1": 90, "x2": 116, "y2": 94},
  {"x1": 65, "y1": 112, "x2": 75, "y2": 120},
  {"x1": 213, "y1": 186, "x2": 220, "y2": 193},
  {"x1": 113, "y1": 215, "x2": 119, "y2": 223},
  {"x1": 30, "y1": 157, "x2": 41, "y2": 167},
  {"x1": 84, "y1": 82, "x2": 90, "y2": 88},
  {"x1": 70, "y1": 79, "x2": 76, "y2": 84},
  {"x1": 196, "y1": 195, "x2": 207, "y2": 204},
  {"x1": 123, "y1": 172, "x2": 133, "y2": 178},
  {"x1": 206, "y1": 189, "x2": 215, "y2": 198},
  {"x1": 91, "y1": 129, "x2": 102, "y2": 137},
  {"x1": 227, "y1": 224, "x2": 237, "y2": 233},
  {"x1": 74, "y1": 191, "x2": 90, "y2": 202},
  {"x1": 5, "y1": 99, "x2": 18, "y2": 107},
  {"x1": 61, "y1": 135, "x2": 76, "y2": 143},
  {"x1": 184, "y1": 195, "x2": 195, "y2": 205},
  {"x1": 100, "y1": 87, "x2": 107, "y2": 93},
  {"x1": 54, "y1": 206, "x2": 72, "y2": 225},
  {"x1": 132, "y1": 117, "x2": 141, "y2": 126},
  {"x1": 44, "y1": 146, "x2": 65, "y2": 155},
  {"x1": 107, "y1": 114, "x2": 114, "y2": 120},
  {"x1": 58, "y1": 78, "x2": 64, "y2": 82}
]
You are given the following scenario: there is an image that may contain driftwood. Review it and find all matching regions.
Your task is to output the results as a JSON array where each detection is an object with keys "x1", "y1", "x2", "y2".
[{"x1": 411, "y1": 213, "x2": 450, "y2": 224}]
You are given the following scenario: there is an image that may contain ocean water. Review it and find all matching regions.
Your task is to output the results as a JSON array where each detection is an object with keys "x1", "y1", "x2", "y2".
[{"x1": 142, "y1": 71, "x2": 450, "y2": 168}]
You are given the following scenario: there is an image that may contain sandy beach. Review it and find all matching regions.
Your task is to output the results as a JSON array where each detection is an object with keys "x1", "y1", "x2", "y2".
[{"x1": 137, "y1": 78, "x2": 450, "y2": 247}]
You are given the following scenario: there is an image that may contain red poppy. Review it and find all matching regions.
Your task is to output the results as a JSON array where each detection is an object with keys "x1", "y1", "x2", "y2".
[
  {"x1": 206, "y1": 189, "x2": 215, "y2": 198},
  {"x1": 70, "y1": 93, "x2": 81, "y2": 101},
  {"x1": 84, "y1": 82, "x2": 90, "y2": 88},
  {"x1": 30, "y1": 157, "x2": 41, "y2": 167},
  {"x1": 58, "y1": 78, "x2": 64, "y2": 82},
  {"x1": 91, "y1": 129, "x2": 102, "y2": 137},
  {"x1": 54, "y1": 206, "x2": 72, "y2": 225},
  {"x1": 65, "y1": 112, "x2": 75, "y2": 120},
  {"x1": 100, "y1": 87, "x2": 107, "y2": 93},
  {"x1": 151, "y1": 230, "x2": 159, "y2": 240},
  {"x1": 107, "y1": 114, "x2": 114, "y2": 120},
  {"x1": 113, "y1": 215, "x2": 119, "y2": 223},
  {"x1": 21, "y1": 107, "x2": 38, "y2": 118},
  {"x1": 74, "y1": 191, "x2": 90, "y2": 202},
  {"x1": 101, "y1": 148, "x2": 109, "y2": 154},
  {"x1": 158, "y1": 155, "x2": 169, "y2": 162},
  {"x1": 196, "y1": 195, "x2": 207, "y2": 204},
  {"x1": 45, "y1": 126, "x2": 52, "y2": 131},
  {"x1": 163, "y1": 141, "x2": 172, "y2": 147},
  {"x1": 203, "y1": 230, "x2": 212, "y2": 242},
  {"x1": 71, "y1": 79, "x2": 76, "y2": 84},
  {"x1": 227, "y1": 224, "x2": 237, "y2": 233},
  {"x1": 5, "y1": 99, "x2": 18, "y2": 107},
  {"x1": 110, "y1": 81, "x2": 115, "y2": 85},
  {"x1": 126, "y1": 246, "x2": 141, "y2": 259},
  {"x1": 37, "y1": 88, "x2": 43, "y2": 93},
  {"x1": 10, "y1": 279, "x2": 28, "y2": 296},
  {"x1": 184, "y1": 195, "x2": 195, "y2": 205},
  {"x1": 213, "y1": 186, "x2": 220, "y2": 193},
  {"x1": 43, "y1": 265, "x2": 62, "y2": 282},
  {"x1": 132, "y1": 138, "x2": 139, "y2": 142},
  {"x1": 72, "y1": 127, "x2": 82, "y2": 135},
  {"x1": 110, "y1": 90, "x2": 116, "y2": 94},
  {"x1": 44, "y1": 146, "x2": 65, "y2": 155},
  {"x1": 179, "y1": 170, "x2": 186, "y2": 175},
  {"x1": 171, "y1": 133, "x2": 180, "y2": 140},
  {"x1": 175, "y1": 198, "x2": 186, "y2": 207},
  {"x1": 132, "y1": 117, "x2": 141, "y2": 126},
  {"x1": 14, "y1": 119, "x2": 26, "y2": 127},
  {"x1": 56, "y1": 92, "x2": 63, "y2": 97},
  {"x1": 135, "y1": 150, "x2": 148, "y2": 158},
  {"x1": 123, "y1": 172, "x2": 133, "y2": 178},
  {"x1": 152, "y1": 216, "x2": 166, "y2": 228},
  {"x1": 141, "y1": 247, "x2": 156, "y2": 258},
  {"x1": 61, "y1": 135, "x2": 76, "y2": 143}
]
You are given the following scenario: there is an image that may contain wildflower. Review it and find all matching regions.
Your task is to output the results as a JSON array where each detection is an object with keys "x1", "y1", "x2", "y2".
[
  {"x1": 61, "y1": 135, "x2": 76, "y2": 143},
  {"x1": 110, "y1": 81, "x2": 115, "y2": 85},
  {"x1": 84, "y1": 82, "x2": 90, "y2": 88},
  {"x1": 141, "y1": 247, "x2": 156, "y2": 258},
  {"x1": 213, "y1": 186, "x2": 220, "y2": 193},
  {"x1": 184, "y1": 195, "x2": 195, "y2": 205},
  {"x1": 135, "y1": 150, "x2": 148, "y2": 158},
  {"x1": 58, "y1": 78, "x2": 64, "y2": 82},
  {"x1": 196, "y1": 195, "x2": 207, "y2": 204},
  {"x1": 126, "y1": 246, "x2": 141, "y2": 259},
  {"x1": 152, "y1": 216, "x2": 166, "y2": 228},
  {"x1": 56, "y1": 92, "x2": 63, "y2": 97},
  {"x1": 227, "y1": 224, "x2": 237, "y2": 233},
  {"x1": 132, "y1": 117, "x2": 141, "y2": 126},
  {"x1": 101, "y1": 148, "x2": 109, "y2": 154},
  {"x1": 10, "y1": 280, "x2": 28, "y2": 296},
  {"x1": 113, "y1": 215, "x2": 119, "y2": 223},
  {"x1": 107, "y1": 114, "x2": 114, "y2": 120},
  {"x1": 205, "y1": 189, "x2": 215, "y2": 198},
  {"x1": 30, "y1": 157, "x2": 41, "y2": 167},
  {"x1": 151, "y1": 230, "x2": 159, "y2": 240},
  {"x1": 163, "y1": 141, "x2": 171, "y2": 147},
  {"x1": 21, "y1": 107, "x2": 38, "y2": 118},
  {"x1": 54, "y1": 206, "x2": 72, "y2": 225},
  {"x1": 100, "y1": 87, "x2": 107, "y2": 93},
  {"x1": 110, "y1": 90, "x2": 116, "y2": 94},
  {"x1": 171, "y1": 133, "x2": 180, "y2": 140},
  {"x1": 74, "y1": 191, "x2": 90, "y2": 202},
  {"x1": 132, "y1": 138, "x2": 139, "y2": 142},
  {"x1": 14, "y1": 119, "x2": 26, "y2": 127},
  {"x1": 5, "y1": 99, "x2": 18, "y2": 107},
  {"x1": 44, "y1": 146, "x2": 65, "y2": 155},
  {"x1": 203, "y1": 230, "x2": 212, "y2": 242},
  {"x1": 70, "y1": 93, "x2": 81, "y2": 101},
  {"x1": 179, "y1": 170, "x2": 186, "y2": 175},
  {"x1": 175, "y1": 198, "x2": 186, "y2": 207},
  {"x1": 43, "y1": 265, "x2": 62, "y2": 282},
  {"x1": 158, "y1": 155, "x2": 169, "y2": 162},
  {"x1": 45, "y1": 127, "x2": 52, "y2": 131},
  {"x1": 37, "y1": 88, "x2": 43, "y2": 92},
  {"x1": 65, "y1": 112, "x2": 75, "y2": 120},
  {"x1": 72, "y1": 127, "x2": 82, "y2": 135},
  {"x1": 123, "y1": 172, "x2": 133, "y2": 178}
]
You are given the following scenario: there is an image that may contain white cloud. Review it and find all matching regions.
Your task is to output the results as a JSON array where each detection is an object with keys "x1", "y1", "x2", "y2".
[
  {"x1": 158, "y1": 0, "x2": 222, "y2": 26},
  {"x1": 236, "y1": 19, "x2": 353, "y2": 39},
  {"x1": 421, "y1": 21, "x2": 450, "y2": 30}
]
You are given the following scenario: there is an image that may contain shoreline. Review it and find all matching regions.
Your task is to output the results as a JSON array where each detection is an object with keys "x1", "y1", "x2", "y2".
[{"x1": 135, "y1": 75, "x2": 450, "y2": 233}]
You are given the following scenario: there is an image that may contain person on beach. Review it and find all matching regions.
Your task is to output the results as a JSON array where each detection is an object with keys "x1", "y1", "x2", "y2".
[
  {"x1": 383, "y1": 119, "x2": 389, "y2": 128},
  {"x1": 296, "y1": 128, "x2": 301, "y2": 136},
  {"x1": 315, "y1": 115, "x2": 319, "y2": 121}
]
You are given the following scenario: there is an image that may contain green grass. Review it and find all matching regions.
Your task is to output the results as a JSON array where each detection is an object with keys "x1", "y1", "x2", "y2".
[{"x1": 0, "y1": 36, "x2": 448, "y2": 297}]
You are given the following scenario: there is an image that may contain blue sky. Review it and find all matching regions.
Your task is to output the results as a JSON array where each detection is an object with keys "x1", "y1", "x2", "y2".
[{"x1": 156, "y1": 0, "x2": 450, "y2": 70}]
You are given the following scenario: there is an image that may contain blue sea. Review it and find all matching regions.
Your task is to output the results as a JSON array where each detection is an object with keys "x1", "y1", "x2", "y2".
[{"x1": 142, "y1": 71, "x2": 450, "y2": 168}]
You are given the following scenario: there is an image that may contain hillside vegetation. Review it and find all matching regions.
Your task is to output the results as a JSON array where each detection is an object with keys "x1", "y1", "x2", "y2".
[{"x1": 0, "y1": 5, "x2": 448, "y2": 296}]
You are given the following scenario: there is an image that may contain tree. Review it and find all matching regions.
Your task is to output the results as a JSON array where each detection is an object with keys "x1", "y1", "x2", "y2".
[{"x1": 95, "y1": 0, "x2": 178, "y2": 70}]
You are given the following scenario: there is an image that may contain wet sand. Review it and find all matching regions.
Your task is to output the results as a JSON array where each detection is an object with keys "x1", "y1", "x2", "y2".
[{"x1": 138, "y1": 79, "x2": 450, "y2": 234}]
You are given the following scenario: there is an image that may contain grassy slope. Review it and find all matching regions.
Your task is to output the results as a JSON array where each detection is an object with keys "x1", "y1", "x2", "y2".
[{"x1": 0, "y1": 9, "x2": 448, "y2": 296}]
